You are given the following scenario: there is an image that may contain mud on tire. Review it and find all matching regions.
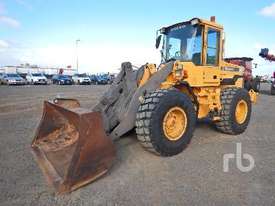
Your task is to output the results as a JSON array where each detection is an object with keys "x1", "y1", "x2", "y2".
[
  {"x1": 215, "y1": 88, "x2": 252, "y2": 135},
  {"x1": 135, "y1": 89, "x2": 196, "y2": 156}
]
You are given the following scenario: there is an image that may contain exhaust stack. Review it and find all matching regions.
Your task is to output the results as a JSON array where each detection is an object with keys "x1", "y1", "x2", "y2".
[{"x1": 210, "y1": 16, "x2": 216, "y2": 22}]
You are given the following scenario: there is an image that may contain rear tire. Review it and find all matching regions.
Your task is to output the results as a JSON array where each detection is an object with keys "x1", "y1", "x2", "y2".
[
  {"x1": 244, "y1": 80, "x2": 251, "y2": 91},
  {"x1": 215, "y1": 88, "x2": 251, "y2": 135},
  {"x1": 135, "y1": 89, "x2": 196, "y2": 156},
  {"x1": 251, "y1": 78, "x2": 260, "y2": 92},
  {"x1": 271, "y1": 83, "x2": 275, "y2": 95}
]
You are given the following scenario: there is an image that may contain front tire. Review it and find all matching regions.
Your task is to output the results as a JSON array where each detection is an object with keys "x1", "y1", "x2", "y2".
[
  {"x1": 215, "y1": 88, "x2": 251, "y2": 135},
  {"x1": 135, "y1": 89, "x2": 196, "y2": 156}
]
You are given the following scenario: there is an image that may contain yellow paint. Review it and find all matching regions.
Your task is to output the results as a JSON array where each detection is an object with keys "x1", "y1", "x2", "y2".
[
  {"x1": 199, "y1": 18, "x2": 223, "y2": 30},
  {"x1": 249, "y1": 89, "x2": 258, "y2": 103},
  {"x1": 138, "y1": 63, "x2": 157, "y2": 87},
  {"x1": 137, "y1": 17, "x2": 257, "y2": 121},
  {"x1": 192, "y1": 87, "x2": 221, "y2": 118},
  {"x1": 235, "y1": 100, "x2": 248, "y2": 124},
  {"x1": 163, "y1": 106, "x2": 187, "y2": 141}
]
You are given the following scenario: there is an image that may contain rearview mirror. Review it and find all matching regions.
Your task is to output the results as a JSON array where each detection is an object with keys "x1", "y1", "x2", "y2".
[{"x1": 155, "y1": 35, "x2": 162, "y2": 49}]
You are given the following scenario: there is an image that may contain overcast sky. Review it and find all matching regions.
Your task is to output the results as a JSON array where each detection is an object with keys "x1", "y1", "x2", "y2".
[{"x1": 0, "y1": 0, "x2": 275, "y2": 75}]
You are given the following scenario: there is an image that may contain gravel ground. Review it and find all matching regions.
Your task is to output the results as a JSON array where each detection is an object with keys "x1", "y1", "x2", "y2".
[{"x1": 0, "y1": 83, "x2": 274, "y2": 206}]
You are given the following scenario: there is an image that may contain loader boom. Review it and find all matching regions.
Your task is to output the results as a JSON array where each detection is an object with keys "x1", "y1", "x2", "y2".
[{"x1": 94, "y1": 61, "x2": 174, "y2": 140}]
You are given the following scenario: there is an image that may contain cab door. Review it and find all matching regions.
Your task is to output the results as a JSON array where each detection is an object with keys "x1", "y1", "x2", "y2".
[{"x1": 202, "y1": 26, "x2": 221, "y2": 86}]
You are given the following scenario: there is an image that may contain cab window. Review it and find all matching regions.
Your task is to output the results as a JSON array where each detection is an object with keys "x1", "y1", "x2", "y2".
[
  {"x1": 206, "y1": 28, "x2": 220, "y2": 65},
  {"x1": 164, "y1": 25, "x2": 202, "y2": 65},
  {"x1": 189, "y1": 26, "x2": 202, "y2": 65}
]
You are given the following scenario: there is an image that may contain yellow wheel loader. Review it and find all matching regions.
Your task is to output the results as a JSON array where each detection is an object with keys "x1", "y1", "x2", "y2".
[{"x1": 31, "y1": 17, "x2": 258, "y2": 193}]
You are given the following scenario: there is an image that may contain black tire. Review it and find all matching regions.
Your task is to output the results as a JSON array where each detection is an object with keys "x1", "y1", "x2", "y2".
[
  {"x1": 271, "y1": 83, "x2": 275, "y2": 95},
  {"x1": 215, "y1": 88, "x2": 251, "y2": 135},
  {"x1": 135, "y1": 89, "x2": 196, "y2": 156},
  {"x1": 244, "y1": 80, "x2": 251, "y2": 91},
  {"x1": 251, "y1": 79, "x2": 260, "y2": 92}
]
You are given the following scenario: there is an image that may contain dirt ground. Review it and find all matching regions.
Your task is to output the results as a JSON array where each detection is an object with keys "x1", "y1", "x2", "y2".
[{"x1": 0, "y1": 83, "x2": 274, "y2": 206}]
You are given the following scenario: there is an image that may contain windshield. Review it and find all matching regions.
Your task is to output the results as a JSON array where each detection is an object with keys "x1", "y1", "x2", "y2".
[
  {"x1": 7, "y1": 74, "x2": 20, "y2": 78},
  {"x1": 98, "y1": 75, "x2": 108, "y2": 80},
  {"x1": 77, "y1": 74, "x2": 87, "y2": 77},
  {"x1": 59, "y1": 75, "x2": 69, "y2": 79},
  {"x1": 32, "y1": 73, "x2": 43, "y2": 77},
  {"x1": 163, "y1": 24, "x2": 202, "y2": 65}
]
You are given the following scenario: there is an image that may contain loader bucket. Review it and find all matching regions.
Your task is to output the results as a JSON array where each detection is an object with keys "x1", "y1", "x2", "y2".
[{"x1": 31, "y1": 98, "x2": 115, "y2": 194}]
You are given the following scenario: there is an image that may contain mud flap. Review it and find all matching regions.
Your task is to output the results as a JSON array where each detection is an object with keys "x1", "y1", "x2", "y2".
[{"x1": 31, "y1": 98, "x2": 115, "y2": 194}]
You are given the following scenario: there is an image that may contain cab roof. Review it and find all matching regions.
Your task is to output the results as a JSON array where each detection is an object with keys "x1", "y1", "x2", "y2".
[{"x1": 161, "y1": 17, "x2": 223, "y2": 33}]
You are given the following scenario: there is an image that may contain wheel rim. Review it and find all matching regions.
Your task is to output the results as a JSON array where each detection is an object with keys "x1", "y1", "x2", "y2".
[
  {"x1": 163, "y1": 106, "x2": 187, "y2": 141},
  {"x1": 235, "y1": 100, "x2": 248, "y2": 124}
]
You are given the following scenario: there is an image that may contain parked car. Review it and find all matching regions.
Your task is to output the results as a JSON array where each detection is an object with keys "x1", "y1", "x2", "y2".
[
  {"x1": 271, "y1": 80, "x2": 275, "y2": 95},
  {"x1": 89, "y1": 75, "x2": 98, "y2": 84},
  {"x1": 72, "y1": 74, "x2": 91, "y2": 85},
  {"x1": 89, "y1": 74, "x2": 97, "y2": 84},
  {"x1": 26, "y1": 73, "x2": 48, "y2": 85},
  {"x1": 2, "y1": 73, "x2": 26, "y2": 85},
  {"x1": 52, "y1": 75, "x2": 73, "y2": 85},
  {"x1": 89, "y1": 74, "x2": 109, "y2": 85},
  {"x1": 0, "y1": 73, "x2": 4, "y2": 85}
]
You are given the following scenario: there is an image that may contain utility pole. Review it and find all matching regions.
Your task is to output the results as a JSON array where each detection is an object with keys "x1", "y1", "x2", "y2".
[{"x1": 76, "y1": 39, "x2": 80, "y2": 73}]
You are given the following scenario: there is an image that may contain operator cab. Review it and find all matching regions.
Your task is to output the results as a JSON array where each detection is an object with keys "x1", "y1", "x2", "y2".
[{"x1": 156, "y1": 17, "x2": 224, "y2": 67}]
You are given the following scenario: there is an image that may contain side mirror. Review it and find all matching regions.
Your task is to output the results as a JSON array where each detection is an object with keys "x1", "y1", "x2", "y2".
[{"x1": 155, "y1": 35, "x2": 162, "y2": 49}]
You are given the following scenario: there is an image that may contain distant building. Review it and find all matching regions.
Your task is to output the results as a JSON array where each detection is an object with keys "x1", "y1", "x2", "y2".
[{"x1": 0, "y1": 64, "x2": 76, "y2": 75}]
